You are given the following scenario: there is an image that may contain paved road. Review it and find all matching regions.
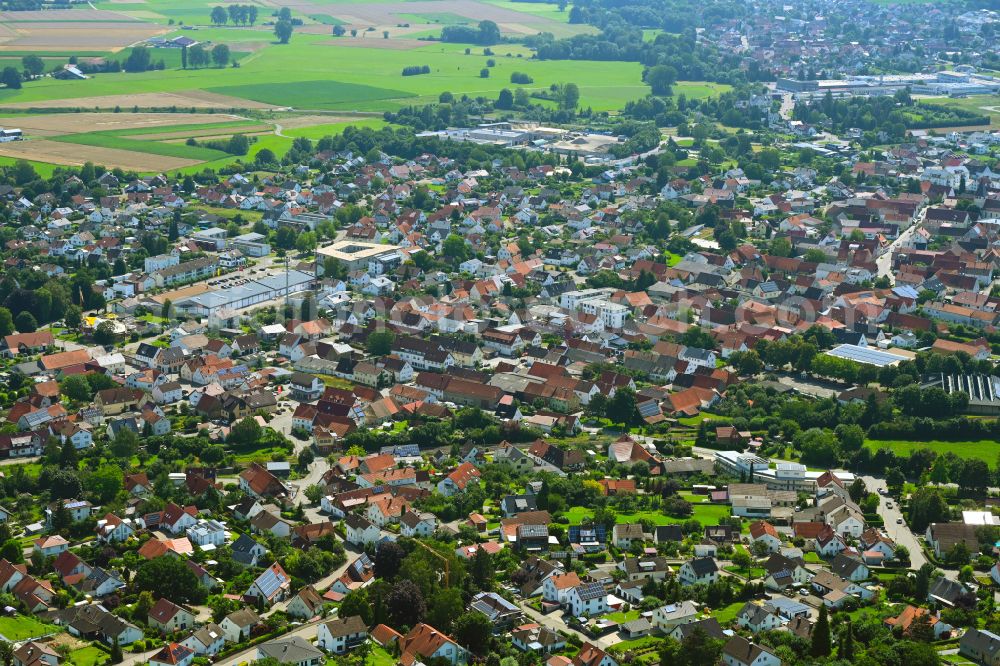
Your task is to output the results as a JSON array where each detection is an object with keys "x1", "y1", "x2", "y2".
[
  {"x1": 861, "y1": 475, "x2": 928, "y2": 572},
  {"x1": 773, "y1": 374, "x2": 841, "y2": 399},
  {"x1": 876, "y1": 210, "x2": 922, "y2": 279},
  {"x1": 212, "y1": 616, "x2": 329, "y2": 666}
]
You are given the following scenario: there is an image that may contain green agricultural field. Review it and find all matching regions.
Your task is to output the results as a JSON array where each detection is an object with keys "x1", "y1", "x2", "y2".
[
  {"x1": 207, "y1": 80, "x2": 413, "y2": 110},
  {"x1": 0, "y1": 157, "x2": 61, "y2": 178},
  {"x1": 282, "y1": 117, "x2": 387, "y2": 139},
  {"x1": 922, "y1": 95, "x2": 1000, "y2": 130},
  {"x1": 864, "y1": 438, "x2": 1000, "y2": 465},
  {"x1": 0, "y1": 35, "x2": 647, "y2": 114},
  {"x1": 53, "y1": 132, "x2": 231, "y2": 161},
  {"x1": 480, "y1": 0, "x2": 572, "y2": 22}
]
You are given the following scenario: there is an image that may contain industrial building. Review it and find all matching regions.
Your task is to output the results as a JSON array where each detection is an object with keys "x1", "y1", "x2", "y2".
[
  {"x1": 776, "y1": 71, "x2": 1000, "y2": 98},
  {"x1": 824, "y1": 344, "x2": 907, "y2": 367},
  {"x1": 174, "y1": 270, "x2": 315, "y2": 316},
  {"x1": 922, "y1": 373, "x2": 1000, "y2": 415}
]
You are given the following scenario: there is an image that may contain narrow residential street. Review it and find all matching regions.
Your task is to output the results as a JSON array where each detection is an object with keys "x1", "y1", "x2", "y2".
[{"x1": 861, "y1": 475, "x2": 928, "y2": 572}]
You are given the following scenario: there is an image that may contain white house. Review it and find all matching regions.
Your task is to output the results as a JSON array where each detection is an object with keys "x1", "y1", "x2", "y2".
[
  {"x1": 679, "y1": 557, "x2": 718, "y2": 586},
  {"x1": 344, "y1": 514, "x2": 380, "y2": 547},
  {"x1": 316, "y1": 616, "x2": 368, "y2": 654},
  {"x1": 564, "y1": 582, "x2": 608, "y2": 617}
]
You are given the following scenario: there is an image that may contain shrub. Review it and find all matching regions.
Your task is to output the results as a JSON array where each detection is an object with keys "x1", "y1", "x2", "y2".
[
  {"x1": 510, "y1": 72, "x2": 533, "y2": 84},
  {"x1": 401, "y1": 65, "x2": 431, "y2": 76}
]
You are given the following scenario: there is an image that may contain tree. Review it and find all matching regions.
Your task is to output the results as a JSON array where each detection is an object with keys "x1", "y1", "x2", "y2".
[
  {"x1": 110, "y1": 426, "x2": 139, "y2": 459},
  {"x1": 681, "y1": 627, "x2": 724, "y2": 666},
  {"x1": 247, "y1": 5, "x2": 258, "y2": 24},
  {"x1": 730, "y1": 350, "x2": 763, "y2": 376},
  {"x1": 562, "y1": 82, "x2": 580, "y2": 110},
  {"x1": 88, "y1": 466, "x2": 124, "y2": 504},
  {"x1": 387, "y1": 579, "x2": 426, "y2": 628},
  {"x1": 452, "y1": 611, "x2": 491, "y2": 655},
  {"x1": 442, "y1": 234, "x2": 470, "y2": 262},
  {"x1": 93, "y1": 321, "x2": 116, "y2": 346},
  {"x1": 606, "y1": 388, "x2": 637, "y2": 426},
  {"x1": 211, "y1": 6, "x2": 228, "y2": 25},
  {"x1": 109, "y1": 638, "x2": 122, "y2": 665},
  {"x1": 61, "y1": 375, "x2": 91, "y2": 402},
  {"x1": 339, "y1": 589, "x2": 373, "y2": 625},
  {"x1": 885, "y1": 467, "x2": 906, "y2": 497},
  {"x1": 181, "y1": 45, "x2": 188, "y2": 69},
  {"x1": 274, "y1": 20, "x2": 294, "y2": 44},
  {"x1": 124, "y1": 47, "x2": 151, "y2": 73},
  {"x1": 839, "y1": 620, "x2": 855, "y2": 660},
  {"x1": 471, "y1": 547, "x2": 494, "y2": 591},
  {"x1": 1, "y1": 67, "x2": 21, "y2": 89},
  {"x1": 212, "y1": 44, "x2": 231, "y2": 67},
  {"x1": 21, "y1": 56, "x2": 44, "y2": 79},
  {"x1": 255, "y1": 148, "x2": 276, "y2": 166},
  {"x1": 188, "y1": 45, "x2": 208, "y2": 68},
  {"x1": 14, "y1": 311, "x2": 36, "y2": 333},
  {"x1": 228, "y1": 417, "x2": 263, "y2": 448},
  {"x1": 646, "y1": 64, "x2": 677, "y2": 95},
  {"x1": 496, "y1": 88, "x2": 514, "y2": 110},
  {"x1": 811, "y1": 604, "x2": 831, "y2": 657},
  {"x1": 908, "y1": 487, "x2": 949, "y2": 532},
  {"x1": 374, "y1": 541, "x2": 405, "y2": 580},
  {"x1": 64, "y1": 305, "x2": 82, "y2": 330},
  {"x1": 959, "y1": 459, "x2": 990, "y2": 497},
  {"x1": 0, "y1": 308, "x2": 12, "y2": 337},
  {"x1": 427, "y1": 587, "x2": 464, "y2": 633},
  {"x1": 295, "y1": 231, "x2": 317, "y2": 254},
  {"x1": 366, "y1": 330, "x2": 395, "y2": 356},
  {"x1": 731, "y1": 549, "x2": 752, "y2": 577},
  {"x1": 135, "y1": 555, "x2": 205, "y2": 604}
]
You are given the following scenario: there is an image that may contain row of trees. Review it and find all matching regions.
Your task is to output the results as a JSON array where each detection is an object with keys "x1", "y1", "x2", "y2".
[
  {"x1": 181, "y1": 43, "x2": 231, "y2": 69},
  {"x1": 209, "y1": 4, "x2": 259, "y2": 26},
  {"x1": 440, "y1": 20, "x2": 502, "y2": 46},
  {"x1": 402, "y1": 65, "x2": 431, "y2": 76}
]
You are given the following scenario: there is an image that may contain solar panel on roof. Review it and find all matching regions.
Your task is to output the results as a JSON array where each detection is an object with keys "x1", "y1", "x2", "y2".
[{"x1": 255, "y1": 567, "x2": 286, "y2": 598}]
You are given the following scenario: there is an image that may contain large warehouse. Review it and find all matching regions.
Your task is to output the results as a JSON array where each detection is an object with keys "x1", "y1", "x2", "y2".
[{"x1": 174, "y1": 270, "x2": 315, "y2": 316}]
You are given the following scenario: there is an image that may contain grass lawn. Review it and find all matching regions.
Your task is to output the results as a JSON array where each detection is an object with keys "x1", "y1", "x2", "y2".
[
  {"x1": 231, "y1": 445, "x2": 289, "y2": 464},
  {"x1": 0, "y1": 615, "x2": 59, "y2": 641},
  {"x1": 364, "y1": 645, "x2": 397, "y2": 666},
  {"x1": 710, "y1": 601, "x2": 744, "y2": 625},
  {"x1": 676, "y1": 411, "x2": 724, "y2": 426},
  {"x1": 724, "y1": 565, "x2": 766, "y2": 579},
  {"x1": 803, "y1": 552, "x2": 823, "y2": 564},
  {"x1": 864, "y1": 439, "x2": 1000, "y2": 466},
  {"x1": 605, "y1": 609, "x2": 640, "y2": 623},
  {"x1": 67, "y1": 647, "x2": 108, "y2": 666},
  {"x1": 673, "y1": 81, "x2": 732, "y2": 100},
  {"x1": 564, "y1": 503, "x2": 729, "y2": 526}
]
